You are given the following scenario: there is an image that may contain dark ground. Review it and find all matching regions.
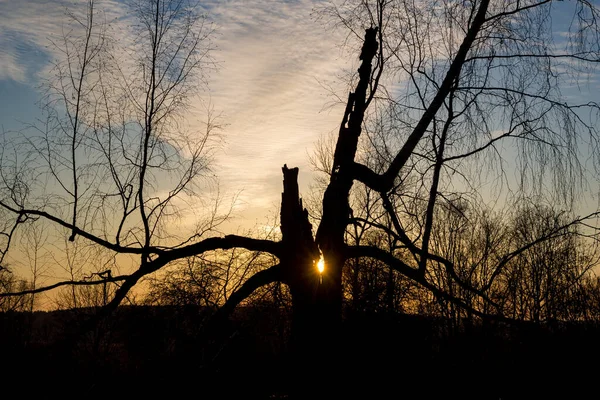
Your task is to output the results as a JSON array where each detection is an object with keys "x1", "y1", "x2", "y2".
[{"x1": 1, "y1": 306, "x2": 598, "y2": 399}]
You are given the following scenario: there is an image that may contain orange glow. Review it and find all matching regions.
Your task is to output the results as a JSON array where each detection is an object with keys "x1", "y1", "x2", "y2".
[{"x1": 317, "y1": 256, "x2": 325, "y2": 274}]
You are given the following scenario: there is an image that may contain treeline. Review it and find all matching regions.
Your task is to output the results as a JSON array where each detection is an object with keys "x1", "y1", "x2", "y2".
[
  {"x1": 3, "y1": 200, "x2": 600, "y2": 329},
  {"x1": 140, "y1": 201, "x2": 600, "y2": 328},
  {"x1": 342, "y1": 201, "x2": 600, "y2": 325},
  {"x1": 3, "y1": 200, "x2": 600, "y2": 398}
]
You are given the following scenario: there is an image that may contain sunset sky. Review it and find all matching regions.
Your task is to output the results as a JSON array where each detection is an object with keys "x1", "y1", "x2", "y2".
[
  {"x1": 3, "y1": 0, "x2": 596, "y2": 225},
  {"x1": 0, "y1": 0, "x2": 359, "y2": 307},
  {"x1": 2, "y1": 0, "x2": 599, "y2": 309},
  {"x1": 0, "y1": 0, "x2": 351, "y2": 227},
  {"x1": 4, "y1": 7, "x2": 600, "y2": 394}
]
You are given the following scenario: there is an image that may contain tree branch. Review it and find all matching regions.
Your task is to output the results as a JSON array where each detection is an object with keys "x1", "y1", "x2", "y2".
[
  {"x1": 167, "y1": 235, "x2": 282, "y2": 261},
  {"x1": 346, "y1": 245, "x2": 508, "y2": 321},
  {"x1": 0, "y1": 274, "x2": 129, "y2": 298},
  {"x1": 352, "y1": 0, "x2": 492, "y2": 193},
  {"x1": 0, "y1": 202, "x2": 164, "y2": 255},
  {"x1": 215, "y1": 264, "x2": 283, "y2": 319}
]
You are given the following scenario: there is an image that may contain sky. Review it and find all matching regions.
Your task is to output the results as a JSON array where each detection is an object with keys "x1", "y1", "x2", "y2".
[
  {"x1": 203, "y1": 0, "x2": 351, "y2": 223},
  {"x1": 0, "y1": 0, "x2": 357, "y2": 307},
  {"x1": 4, "y1": 1, "x2": 596, "y2": 235},
  {"x1": 2, "y1": 0, "x2": 599, "y2": 309},
  {"x1": 0, "y1": 0, "x2": 351, "y2": 229}
]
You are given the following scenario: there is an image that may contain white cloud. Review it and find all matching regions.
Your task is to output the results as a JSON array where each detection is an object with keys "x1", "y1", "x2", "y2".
[
  {"x1": 0, "y1": 42, "x2": 25, "y2": 81},
  {"x1": 0, "y1": 0, "x2": 126, "y2": 83},
  {"x1": 1, "y1": 0, "x2": 353, "y2": 224},
  {"x1": 203, "y1": 0, "x2": 350, "y2": 211}
]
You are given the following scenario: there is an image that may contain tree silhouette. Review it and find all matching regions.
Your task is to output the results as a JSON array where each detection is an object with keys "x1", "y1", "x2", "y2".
[{"x1": 2, "y1": 0, "x2": 600, "y2": 396}]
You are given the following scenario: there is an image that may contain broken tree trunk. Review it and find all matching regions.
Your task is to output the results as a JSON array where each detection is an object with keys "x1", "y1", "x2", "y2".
[
  {"x1": 280, "y1": 164, "x2": 320, "y2": 353},
  {"x1": 278, "y1": 165, "x2": 324, "y2": 398},
  {"x1": 278, "y1": 27, "x2": 379, "y2": 398}
]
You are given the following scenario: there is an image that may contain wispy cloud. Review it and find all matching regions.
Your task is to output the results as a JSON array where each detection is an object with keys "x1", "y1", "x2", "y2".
[
  {"x1": 203, "y1": 0, "x2": 350, "y2": 211},
  {"x1": 0, "y1": 0, "x2": 125, "y2": 82},
  {"x1": 1, "y1": 0, "x2": 352, "y2": 224},
  {"x1": 0, "y1": 0, "x2": 64, "y2": 81}
]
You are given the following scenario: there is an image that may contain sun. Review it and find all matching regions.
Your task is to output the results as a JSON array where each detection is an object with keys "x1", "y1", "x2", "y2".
[{"x1": 317, "y1": 256, "x2": 325, "y2": 274}]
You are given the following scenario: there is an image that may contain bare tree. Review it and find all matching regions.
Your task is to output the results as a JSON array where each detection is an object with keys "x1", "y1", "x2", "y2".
[
  {"x1": 145, "y1": 246, "x2": 280, "y2": 309},
  {"x1": 499, "y1": 204, "x2": 599, "y2": 322},
  {"x1": 2, "y1": 0, "x2": 600, "y2": 397},
  {"x1": 0, "y1": 0, "x2": 222, "y2": 306},
  {"x1": 0, "y1": 269, "x2": 33, "y2": 312}
]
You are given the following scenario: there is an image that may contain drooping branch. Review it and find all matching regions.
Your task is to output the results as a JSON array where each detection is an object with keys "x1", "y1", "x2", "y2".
[
  {"x1": 382, "y1": 193, "x2": 501, "y2": 310},
  {"x1": 100, "y1": 268, "x2": 147, "y2": 314},
  {"x1": 95, "y1": 235, "x2": 282, "y2": 313},
  {"x1": 350, "y1": 207, "x2": 600, "y2": 315},
  {"x1": 200, "y1": 164, "x2": 316, "y2": 326},
  {"x1": 95, "y1": 165, "x2": 297, "y2": 320},
  {"x1": 346, "y1": 245, "x2": 507, "y2": 320},
  {"x1": 0, "y1": 274, "x2": 129, "y2": 298},
  {"x1": 483, "y1": 0, "x2": 552, "y2": 22},
  {"x1": 0, "y1": 215, "x2": 281, "y2": 308},
  {"x1": 0, "y1": 202, "x2": 164, "y2": 255},
  {"x1": 464, "y1": 52, "x2": 600, "y2": 63},
  {"x1": 455, "y1": 86, "x2": 600, "y2": 111},
  {"x1": 0, "y1": 200, "x2": 162, "y2": 254},
  {"x1": 347, "y1": 244, "x2": 420, "y2": 280},
  {"x1": 0, "y1": 198, "x2": 282, "y2": 260}
]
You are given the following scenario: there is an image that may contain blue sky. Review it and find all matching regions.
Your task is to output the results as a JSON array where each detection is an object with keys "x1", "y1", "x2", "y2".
[
  {"x1": 2, "y1": 0, "x2": 599, "y2": 308},
  {"x1": 0, "y1": 0, "x2": 354, "y2": 307},
  {"x1": 0, "y1": 0, "x2": 351, "y2": 228},
  {"x1": 2, "y1": 0, "x2": 598, "y2": 209},
  {"x1": 4, "y1": 0, "x2": 596, "y2": 226}
]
